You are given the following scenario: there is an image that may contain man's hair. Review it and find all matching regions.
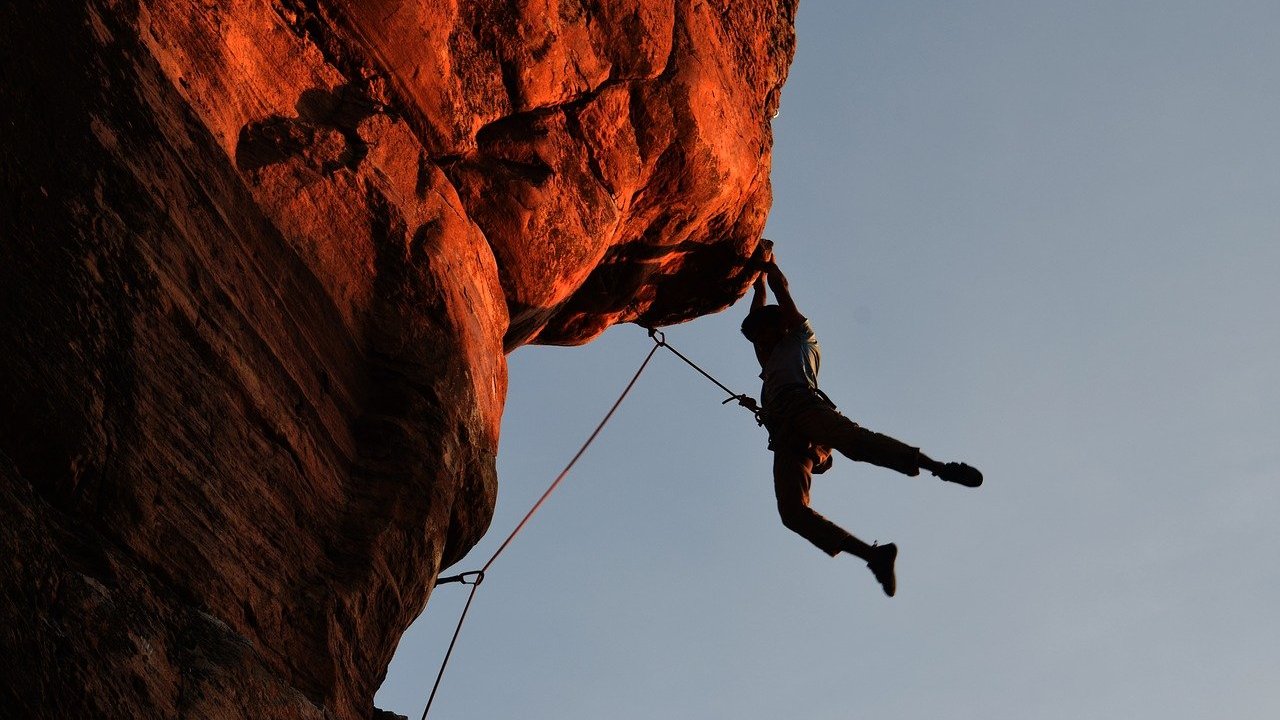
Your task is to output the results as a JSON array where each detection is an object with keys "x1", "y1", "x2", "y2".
[{"x1": 741, "y1": 305, "x2": 784, "y2": 342}]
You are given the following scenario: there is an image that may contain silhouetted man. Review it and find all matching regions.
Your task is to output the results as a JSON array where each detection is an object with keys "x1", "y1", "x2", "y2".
[{"x1": 742, "y1": 247, "x2": 982, "y2": 596}]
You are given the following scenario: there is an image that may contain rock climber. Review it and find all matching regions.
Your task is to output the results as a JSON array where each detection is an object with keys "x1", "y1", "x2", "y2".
[{"x1": 741, "y1": 242, "x2": 982, "y2": 596}]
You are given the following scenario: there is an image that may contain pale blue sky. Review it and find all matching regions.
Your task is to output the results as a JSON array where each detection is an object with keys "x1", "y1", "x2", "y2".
[{"x1": 378, "y1": 2, "x2": 1280, "y2": 717}]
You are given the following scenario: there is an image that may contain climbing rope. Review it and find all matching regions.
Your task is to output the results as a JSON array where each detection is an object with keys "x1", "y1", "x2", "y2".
[
  {"x1": 420, "y1": 326, "x2": 759, "y2": 719},
  {"x1": 645, "y1": 326, "x2": 763, "y2": 421},
  {"x1": 421, "y1": 338, "x2": 660, "y2": 719}
]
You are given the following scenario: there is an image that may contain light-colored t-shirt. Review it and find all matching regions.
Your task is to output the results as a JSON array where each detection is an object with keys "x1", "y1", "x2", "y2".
[{"x1": 760, "y1": 319, "x2": 821, "y2": 407}]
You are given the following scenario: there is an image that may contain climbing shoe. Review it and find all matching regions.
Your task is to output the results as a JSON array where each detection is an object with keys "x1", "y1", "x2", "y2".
[
  {"x1": 935, "y1": 461, "x2": 983, "y2": 488},
  {"x1": 866, "y1": 543, "x2": 898, "y2": 597}
]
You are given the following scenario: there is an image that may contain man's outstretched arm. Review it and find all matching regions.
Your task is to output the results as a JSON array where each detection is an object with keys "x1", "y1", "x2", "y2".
[
  {"x1": 750, "y1": 270, "x2": 768, "y2": 310},
  {"x1": 749, "y1": 239, "x2": 773, "y2": 311},
  {"x1": 764, "y1": 261, "x2": 806, "y2": 330}
]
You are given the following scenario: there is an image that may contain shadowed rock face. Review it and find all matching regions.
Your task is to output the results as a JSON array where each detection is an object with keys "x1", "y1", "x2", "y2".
[{"x1": 0, "y1": 0, "x2": 795, "y2": 717}]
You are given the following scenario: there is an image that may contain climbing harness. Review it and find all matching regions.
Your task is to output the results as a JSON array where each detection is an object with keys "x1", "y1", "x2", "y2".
[{"x1": 419, "y1": 326, "x2": 759, "y2": 719}]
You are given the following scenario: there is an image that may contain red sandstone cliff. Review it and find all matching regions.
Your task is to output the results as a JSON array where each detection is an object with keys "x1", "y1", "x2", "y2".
[{"x1": 0, "y1": 1, "x2": 795, "y2": 717}]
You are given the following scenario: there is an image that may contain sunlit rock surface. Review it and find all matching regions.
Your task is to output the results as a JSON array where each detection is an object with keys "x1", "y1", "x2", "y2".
[{"x1": 0, "y1": 0, "x2": 795, "y2": 716}]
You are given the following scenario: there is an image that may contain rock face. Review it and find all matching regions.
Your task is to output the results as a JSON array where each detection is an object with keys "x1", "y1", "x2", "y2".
[{"x1": 0, "y1": 0, "x2": 795, "y2": 717}]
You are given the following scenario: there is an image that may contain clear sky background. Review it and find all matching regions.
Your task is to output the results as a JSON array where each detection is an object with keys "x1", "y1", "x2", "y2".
[{"x1": 377, "y1": 2, "x2": 1280, "y2": 717}]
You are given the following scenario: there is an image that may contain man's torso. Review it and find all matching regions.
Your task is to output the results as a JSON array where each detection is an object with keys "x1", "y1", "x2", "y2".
[{"x1": 760, "y1": 319, "x2": 821, "y2": 408}]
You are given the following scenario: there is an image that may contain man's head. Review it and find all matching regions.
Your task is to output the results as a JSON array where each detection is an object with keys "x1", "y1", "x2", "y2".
[{"x1": 741, "y1": 304, "x2": 786, "y2": 345}]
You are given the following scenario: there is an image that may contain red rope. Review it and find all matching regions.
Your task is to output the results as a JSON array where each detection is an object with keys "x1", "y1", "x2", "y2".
[{"x1": 421, "y1": 341, "x2": 661, "y2": 719}]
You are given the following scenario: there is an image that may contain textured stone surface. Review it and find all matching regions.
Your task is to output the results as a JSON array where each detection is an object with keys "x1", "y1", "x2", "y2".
[{"x1": 0, "y1": 0, "x2": 795, "y2": 717}]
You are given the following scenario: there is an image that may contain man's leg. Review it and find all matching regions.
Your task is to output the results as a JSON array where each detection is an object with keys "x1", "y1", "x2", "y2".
[
  {"x1": 792, "y1": 403, "x2": 930, "y2": 476},
  {"x1": 772, "y1": 449, "x2": 873, "y2": 558},
  {"x1": 772, "y1": 448, "x2": 897, "y2": 596},
  {"x1": 788, "y1": 401, "x2": 983, "y2": 487}
]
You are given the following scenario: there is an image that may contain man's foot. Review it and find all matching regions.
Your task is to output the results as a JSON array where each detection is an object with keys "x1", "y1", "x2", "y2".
[
  {"x1": 935, "y1": 461, "x2": 983, "y2": 488},
  {"x1": 866, "y1": 543, "x2": 897, "y2": 597}
]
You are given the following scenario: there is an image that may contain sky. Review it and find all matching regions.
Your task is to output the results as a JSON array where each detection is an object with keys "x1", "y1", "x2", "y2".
[{"x1": 376, "y1": 2, "x2": 1280, "y2": 717}]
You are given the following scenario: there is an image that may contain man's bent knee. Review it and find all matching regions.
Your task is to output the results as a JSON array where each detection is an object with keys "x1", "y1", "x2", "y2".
[
  {"x1": 776, "y1": 502, "x2": 843, "y2": 556},
  {"x1": 776, "y1": 500, "x2": 812, "y2": 533}
]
